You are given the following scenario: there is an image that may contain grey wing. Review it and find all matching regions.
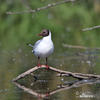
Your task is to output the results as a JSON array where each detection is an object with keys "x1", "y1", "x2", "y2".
[
  {"x1": 28, "y1": 39, "x2": 41, "y2": 53},
  {"x1": 32, "y1": 39, "x2": 41, "y2": 53},
  {"x1": 28, "y1": 39, "x2": 41, "y2": 48},
  {"x1": 28, "y1": 44, "x2": 34, "y2": 48},
  {"x1": 33, "y1": 39, "x2": 41, "y2": 49}
]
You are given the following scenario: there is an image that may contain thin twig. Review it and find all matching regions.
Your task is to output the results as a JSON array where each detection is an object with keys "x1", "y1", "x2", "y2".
[
  {"x1": 6, "y1": 0, "x2": 75, "y2": 15},
  {"x1": 62, "y1": 43, "x2": 87, "y2": 49},
  {"x1": 62, "y1": 43, "x2": 100, "y2": 50},
  {"x1": 82, "y1": 25, "x2": 100, "y2": 31},
  {"x1": 12, "y1": 66, "x2": 38, "y2": 81},
  {"x1": 12, "y1": 65, "x2": 100, "y2": 82}
]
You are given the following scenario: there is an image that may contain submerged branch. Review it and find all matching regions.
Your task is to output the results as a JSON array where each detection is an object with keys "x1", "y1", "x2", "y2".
[
  {"x1": 6, "y1": 0, "x2": 75, "y2": 15},
  {"x1": 13, "y1": 65, "x2": 100, "y2": 82}
]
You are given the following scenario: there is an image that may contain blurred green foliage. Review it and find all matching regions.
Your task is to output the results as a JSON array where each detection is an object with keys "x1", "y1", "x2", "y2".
[{"x1": 0, "y1": 0, "x2": 100, "y2": 51}]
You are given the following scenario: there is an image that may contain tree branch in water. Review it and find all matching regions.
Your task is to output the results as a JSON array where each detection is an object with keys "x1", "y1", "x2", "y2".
[{"x1": 12, "y1": 65, "x2": 100, "y2": 82}]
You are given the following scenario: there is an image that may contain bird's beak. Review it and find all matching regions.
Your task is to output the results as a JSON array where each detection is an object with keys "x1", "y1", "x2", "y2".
[{"x1": 38, "y1": 33, "x2": 43, "y2": 36}]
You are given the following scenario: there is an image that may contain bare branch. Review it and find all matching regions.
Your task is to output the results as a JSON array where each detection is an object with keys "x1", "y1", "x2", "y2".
[
  {"x1": 6, "y1": 0, "x2": 75, "y2": 15},
  {"x1": 82, "y1": 25, "x2": 100, "y2": 31},
  {"x1": 12, "y1": 65, "x2": 100, "y2": 82},
  {"x1": 62, "y1": 43, "x2": 87, "y2": 49},
  {"x1": 62, "y1": 43, "x2": 100, "y2": 50}
]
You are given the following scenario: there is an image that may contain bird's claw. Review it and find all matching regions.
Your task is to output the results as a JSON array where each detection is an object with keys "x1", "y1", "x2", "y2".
[
  {"x1": 37, "y1": 64, "x2": 49, "y2": 69},
  {"x1": 37, "y1": 64, "x2": 42, "y2": 67},
  {"x1": 46, "y1": 92, "x2": 49, "y2": 96},
  {"x1": 45, "y1": 65, "x2": 49, "y2": 69}
]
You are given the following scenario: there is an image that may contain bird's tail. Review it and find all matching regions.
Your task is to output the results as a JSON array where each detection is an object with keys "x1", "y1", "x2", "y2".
[{"x1": 27, "y1": 43, "x2": 34, "y2": 48}]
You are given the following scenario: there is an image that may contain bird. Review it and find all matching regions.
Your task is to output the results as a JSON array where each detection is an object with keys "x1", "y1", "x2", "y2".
[{"x1": 29, "y1": 29, "x2": 54, "y2": 68}]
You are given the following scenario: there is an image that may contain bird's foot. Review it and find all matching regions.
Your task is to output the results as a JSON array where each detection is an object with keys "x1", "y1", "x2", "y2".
[
  {"x1": 37, "y1": 64, "x2": 42, "y2": 67},
  {"x1": 45, "y1": 65, "x2": 49, "y2": 69},
  {"x1": 46, "y1": 92, "x2": 49, "y2": 97}
]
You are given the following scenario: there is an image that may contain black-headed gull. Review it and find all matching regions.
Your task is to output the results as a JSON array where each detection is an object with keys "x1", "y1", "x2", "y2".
[{"x1": 29, "y1": 29, "x2": 54, "y2": 68}]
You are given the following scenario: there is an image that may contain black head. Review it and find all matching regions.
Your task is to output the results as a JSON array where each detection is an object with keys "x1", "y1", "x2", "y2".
[{"x1": 38, "y1": 29, "x2": 49, "y2": 37}]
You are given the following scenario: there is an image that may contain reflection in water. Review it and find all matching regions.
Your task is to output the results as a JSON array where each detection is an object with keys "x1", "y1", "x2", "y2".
[{"x1": 13, "y1": 79, "x2": 100, "y2": 99}]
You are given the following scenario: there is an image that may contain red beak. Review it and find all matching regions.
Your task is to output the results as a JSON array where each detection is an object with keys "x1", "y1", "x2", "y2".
[{"x1": 38, "y1": 33, "x2": 42, "y2": 36}]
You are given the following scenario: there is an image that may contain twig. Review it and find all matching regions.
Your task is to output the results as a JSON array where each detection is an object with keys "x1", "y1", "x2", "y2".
[
  {"x1": 6, "y1": 0, "x2": 75, "y2": 15},
  {"x1": 12, "y1": 65, "x2": 100, "y2": 82},
  {"x1": 62, "y1": 43, "x2": 100, "y2": 50},
  {"x1": 13, "y1": 66, "x2": 38, "y2": 81},
  {"x1": 62, "y1": 43, "x2": 87, "y2": 49},
  {"x1": 82, "y1": 25, "x2": 100, "y2": 31}
]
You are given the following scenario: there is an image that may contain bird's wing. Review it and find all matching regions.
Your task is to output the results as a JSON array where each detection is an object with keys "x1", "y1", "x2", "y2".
[
  {"x1": 28, "y1": 44, "x2": 34, "y2": 48},
  {"x1": 28, "y1": 39, "x2": 42, "y2": 53},
  {"x1": 33, "y1": 39, "x2": 42, "y2": 49}
]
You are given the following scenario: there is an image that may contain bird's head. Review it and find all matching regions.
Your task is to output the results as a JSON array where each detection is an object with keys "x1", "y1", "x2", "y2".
[{"x1": 38, "y1": 29, "x2": 49, "y2": 37}]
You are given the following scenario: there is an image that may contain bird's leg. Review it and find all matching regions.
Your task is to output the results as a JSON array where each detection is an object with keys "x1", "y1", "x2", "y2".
[
  {"x1": 37, "y1": 57, "x2": 41, "y2": 67},
  {"x1": 45, "y1": 57, "x2": 49, "y2": 69}
]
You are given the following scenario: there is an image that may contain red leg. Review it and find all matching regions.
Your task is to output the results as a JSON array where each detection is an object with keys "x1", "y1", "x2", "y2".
[
  {"x1": 46, "y1": 92, "x2": 49, "y2": 97},
  {"x1": 46, "y1": 65, "x2": 49, "y2": 69},
  {"x1": 37, "y1": 57, "x2": 41, "y2": 67},
  {"x1": 45, "y1": 57, "x2": 49, "y2": 69},
  {"x1": 37, "y1": 94, "x2": 42, "y2": 99}
]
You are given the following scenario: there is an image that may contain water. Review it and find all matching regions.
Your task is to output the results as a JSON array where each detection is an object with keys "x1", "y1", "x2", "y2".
[{"x1": 1, "y1": 48, "x2": 100, "y2": 100}]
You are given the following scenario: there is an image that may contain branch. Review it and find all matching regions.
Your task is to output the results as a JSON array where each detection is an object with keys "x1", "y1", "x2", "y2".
[
  {"x1": 62, "y1": 43, "x2": 87, "y2": 49},
  {"x1": 12, "y1": 65, "x2": 100, "y2": 82},
  {"x1": 6, "y1": 0, "x2": 75, "y2": 15},
  {"x1": 82, "y1": 25, "x2": 100, "y2": 31},
  {"x1": 62, "y1": 43, "x2": 100, "y2": 50}
]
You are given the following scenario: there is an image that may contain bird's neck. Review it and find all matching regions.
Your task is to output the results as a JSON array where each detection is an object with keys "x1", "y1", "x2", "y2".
[{"x1": 42, "y1": 31, "x2": 51, "y2": 41}]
